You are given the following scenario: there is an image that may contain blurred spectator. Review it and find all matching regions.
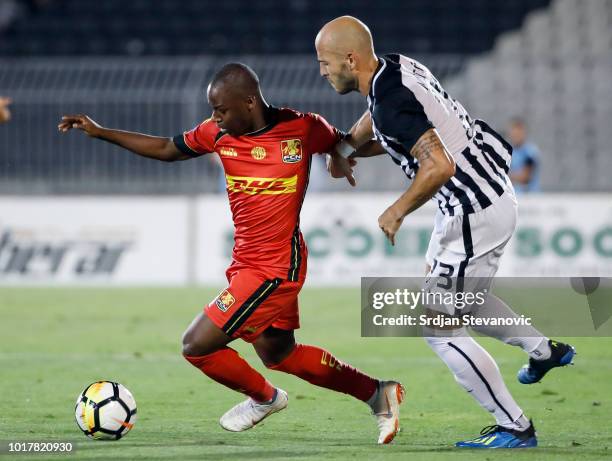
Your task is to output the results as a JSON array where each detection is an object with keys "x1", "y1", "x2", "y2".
[
  {"x1": 0, "y1": 0, "x2": 21, "y2": 32},
  {"x1": 0, "y1": 97, "x2": 11, "y2": 123},
  {"x1": 507, "y1": 117, "x2": 540, "y2": 193},
  {"x1": 0, "y1": 0, "x2": 51, "y2": 33}
]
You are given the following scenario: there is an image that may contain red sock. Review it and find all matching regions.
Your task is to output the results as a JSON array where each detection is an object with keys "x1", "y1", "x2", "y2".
[
  {"x1": 269, "y1": 344, "x2": 378, "y2": 402},
  {"x1": 184, "y1": 347, "x2": 276, "y2": 402}
]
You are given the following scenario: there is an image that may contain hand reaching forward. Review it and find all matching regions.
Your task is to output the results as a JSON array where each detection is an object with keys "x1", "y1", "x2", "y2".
[{"x1": 58, "y1": 114, "x2": 103, "y2": 137}]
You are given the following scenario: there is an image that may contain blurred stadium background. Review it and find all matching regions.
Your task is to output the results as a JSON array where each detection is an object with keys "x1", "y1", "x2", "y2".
[{"x1": 0, "y1": 0, "x2": 611, "y2": 285}]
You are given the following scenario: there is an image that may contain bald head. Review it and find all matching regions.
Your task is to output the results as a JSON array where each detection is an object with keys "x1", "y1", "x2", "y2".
[
  {"x1": 316, "y1": 16, "x2": 375, "y2": 57},
  {"x1": 315, "y1": 16, "x2": 379, "y2": 96},
  {"x1": 209, "y1": 62, "x2": 261, "y2": 98}
]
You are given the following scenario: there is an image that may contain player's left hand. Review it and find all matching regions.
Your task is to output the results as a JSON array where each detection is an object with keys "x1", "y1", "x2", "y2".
[
  {"x1": 326, "y1": 152, "x2": 356, "y2": 186},
  {"x1": 378, "y1": 205, "x2": 404, "y2": 246}
]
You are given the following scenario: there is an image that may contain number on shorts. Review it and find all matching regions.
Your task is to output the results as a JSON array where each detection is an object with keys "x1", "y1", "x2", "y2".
[{"x1": 432, "y1": 258, "x2": 454, "y2": 290}]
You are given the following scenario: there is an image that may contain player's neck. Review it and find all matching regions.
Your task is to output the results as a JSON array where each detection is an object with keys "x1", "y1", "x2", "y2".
[
  {"x1": 359, "y1": 55, "x2": 381, "y2": 96},
  {"x1": 249, "y1": 103, "x2": 272, "y2": 134}
]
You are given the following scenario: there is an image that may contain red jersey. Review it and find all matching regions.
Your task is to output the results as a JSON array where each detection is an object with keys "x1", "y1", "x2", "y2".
[{"x1": 173, "y1": 107, "x2": 343, "y2": 281}]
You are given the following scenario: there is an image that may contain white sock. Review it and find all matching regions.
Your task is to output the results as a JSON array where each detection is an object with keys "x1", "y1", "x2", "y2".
[
  {"x1": 471, "y1": 294, "x2": 552, "y2": 360},
  {"x1": 425, "y1": 330, "x2": 529, "y2": 430}
]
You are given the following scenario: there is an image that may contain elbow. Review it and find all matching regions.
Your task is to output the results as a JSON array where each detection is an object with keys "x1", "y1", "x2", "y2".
[
  {"x1": 444, "y1": 158, "x2": 456, "y2": 180},
  {"x1": 424, "y1": 161, "x2": 455, "y2": 189},
  {"x1": 160, "y1": 139, "x2": 181, "y2": 162},
  {"x1": 160, "y1": 149, "x2": 184, "y2": 162},
  {"x1": 437, "y1": 159, "x2": 456, "y2": 186}
]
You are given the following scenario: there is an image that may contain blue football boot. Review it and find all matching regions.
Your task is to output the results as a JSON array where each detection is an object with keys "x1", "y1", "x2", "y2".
[
  {"x1": 518, "y1": 340, "x2": 576, "y2": 384},
  {"x1": 456, "y1": 421, "x2": 537, "y2": 448}
]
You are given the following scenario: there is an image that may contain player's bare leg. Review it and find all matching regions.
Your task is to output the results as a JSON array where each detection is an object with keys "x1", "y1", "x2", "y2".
[
  {"x1": 182, "y1": 313, "x2": 287, "y2": 432},
  {"x1": 254, "y1": 327, "x2": 405, "y2": 444},
  {"x1": 182, "y1": 312, "x2": 233, "y2": 357}
]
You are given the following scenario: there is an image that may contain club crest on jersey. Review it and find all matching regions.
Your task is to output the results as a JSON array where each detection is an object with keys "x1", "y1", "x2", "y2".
[
  {"x1": 215, "y1": 289, "x2": 235, "y2": 312},
  {"x1": 251, "y1": 146, "x2": 266, "y2": 160},
  {"x1": 281, "y1": 139, "x2": 302, "y2": 163}
]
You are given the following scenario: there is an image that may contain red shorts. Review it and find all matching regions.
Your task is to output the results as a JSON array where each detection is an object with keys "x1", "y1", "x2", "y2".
[{"x1": 205, "y1": 266, "x2": 305, "y2": 343}]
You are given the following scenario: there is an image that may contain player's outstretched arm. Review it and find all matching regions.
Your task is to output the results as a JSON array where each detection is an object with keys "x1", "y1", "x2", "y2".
[
  {"x1": 378, "y1": 129, "x2": 455, "y2": 245},
  {"x1": 58, "y1": 114, "x2": 190, "y2": 162}
]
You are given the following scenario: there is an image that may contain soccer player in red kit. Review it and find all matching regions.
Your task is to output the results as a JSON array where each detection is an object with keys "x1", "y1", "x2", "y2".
[{"x1": 59, "y1": 63, "x2": 404, "y2": 444}]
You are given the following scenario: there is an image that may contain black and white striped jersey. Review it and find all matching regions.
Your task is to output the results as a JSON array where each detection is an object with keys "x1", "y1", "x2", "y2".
[{"x1": 367, "y1": 53, "x2": 513, "y2": 216}]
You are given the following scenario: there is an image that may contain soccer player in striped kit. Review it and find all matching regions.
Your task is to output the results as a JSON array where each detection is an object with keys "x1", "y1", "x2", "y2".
[{"x1": 316, "y1": 16, "x2": 576, "y2": 448}]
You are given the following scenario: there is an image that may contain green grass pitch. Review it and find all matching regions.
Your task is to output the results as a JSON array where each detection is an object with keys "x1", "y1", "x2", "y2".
[{"x1": 1, "y1": 287, "x2": 610, "y2": 460}]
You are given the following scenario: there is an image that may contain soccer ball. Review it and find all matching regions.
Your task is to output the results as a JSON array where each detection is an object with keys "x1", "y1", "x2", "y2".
[{"x1": 74, "y1": 381, "x2": 137, "y2": 440}]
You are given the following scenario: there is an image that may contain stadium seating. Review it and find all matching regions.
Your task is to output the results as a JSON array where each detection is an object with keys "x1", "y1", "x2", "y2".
[
  {"x1": 445, "y1": 0, "x2": 612, "y2": 191},
  {"x1": 0, "y1": 0, "x2": 550, "y2": 56}
]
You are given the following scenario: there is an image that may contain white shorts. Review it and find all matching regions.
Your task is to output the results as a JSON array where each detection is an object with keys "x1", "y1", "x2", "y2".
[{"x1": 423, "y1": 191, "x2": 518, "y2": 314}]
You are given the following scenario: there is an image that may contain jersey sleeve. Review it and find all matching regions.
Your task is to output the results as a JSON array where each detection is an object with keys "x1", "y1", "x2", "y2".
[
  {"x1": 172, "y1": 118, "x2": 219, "y2": 157},
  {"x1": 375, "y1": 87, "x2": 433, "y2": 153},
  {"x1": 306, "y1": 113, "x2": 345, "y2": 155}
]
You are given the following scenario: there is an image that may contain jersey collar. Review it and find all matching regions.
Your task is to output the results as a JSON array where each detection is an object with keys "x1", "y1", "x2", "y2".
[{"x1": 368, "y1": 57, "x2": 386, "y2": 100}]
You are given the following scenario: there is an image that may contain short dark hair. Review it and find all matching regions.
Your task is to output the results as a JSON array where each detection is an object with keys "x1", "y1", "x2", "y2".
[{"x1": 210, "y1": 62, "x2": 260, "y2": 96}]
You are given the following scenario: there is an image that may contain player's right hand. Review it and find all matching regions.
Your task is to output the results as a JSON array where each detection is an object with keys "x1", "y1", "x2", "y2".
[{"x1": 58, "y1": 114, "x2": 103, "y2": 137}]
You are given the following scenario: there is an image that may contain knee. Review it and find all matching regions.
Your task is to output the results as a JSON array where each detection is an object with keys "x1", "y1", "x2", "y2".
[
  {"x1": 424, "y1": 335, "x2": 447, "y2": 350},
  {"x1": 181, "y1": 329, "x2": 194, "y2": 355},
  {"x1": 182, "y1": 340, "x2": 200, "y2": 358},
  {"x1": 262, "y1": 349, "x2": 294, "y2": 368},
  {"x1": 256, "y1": 336, "x2": 297, "y2": 368},
  {"x1": 182, "y1": 329, "x2": 212, "y2": 357},
  {"x1": 423, "y1": 332, "x2": 459, "y2": 353},
  {"x1": 423, "y1": 327, "x2": 468, "y2": 345},
  {"x1": 182, "y1": 343, "x2": 198, "y2": 357},
  {"x1": 181, "y1": 313, "x2": 230, "y2": 357}
]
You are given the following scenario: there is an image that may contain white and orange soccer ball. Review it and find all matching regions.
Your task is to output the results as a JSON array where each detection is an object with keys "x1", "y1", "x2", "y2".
[{"x1": 74, "y1": 381, "x2": 137, "y2": 440}]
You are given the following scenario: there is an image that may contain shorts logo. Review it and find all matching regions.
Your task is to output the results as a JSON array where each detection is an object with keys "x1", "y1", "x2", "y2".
[
  {"x1": 219, "y1": 147, "x2": 238, "y2": 157},
  {"x1": 225, "y1": 174, "x2": 297, "y2": 195},
  {"x1": 281, "y1": 139, "x2": 302, "y2": 163},
  {"x1": 215, "y1": 289, "x2": 235, "y2": 312},
  {"x1": 251, "y1": 146, "x2": 267, "y2": 160}
]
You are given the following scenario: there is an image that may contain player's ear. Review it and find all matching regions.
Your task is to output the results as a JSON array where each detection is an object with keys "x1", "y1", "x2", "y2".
[
  {"x1": 245, "y1": 95, "x2": 256, "y2": 111},
  {"x1": 346, "y1": 52, "x2": 357, "y2": 71}
]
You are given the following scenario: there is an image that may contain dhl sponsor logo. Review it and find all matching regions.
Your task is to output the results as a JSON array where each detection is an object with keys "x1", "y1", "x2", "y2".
[{"x1": 225, "y1": 174, "x2": 297, "y2": 195}]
